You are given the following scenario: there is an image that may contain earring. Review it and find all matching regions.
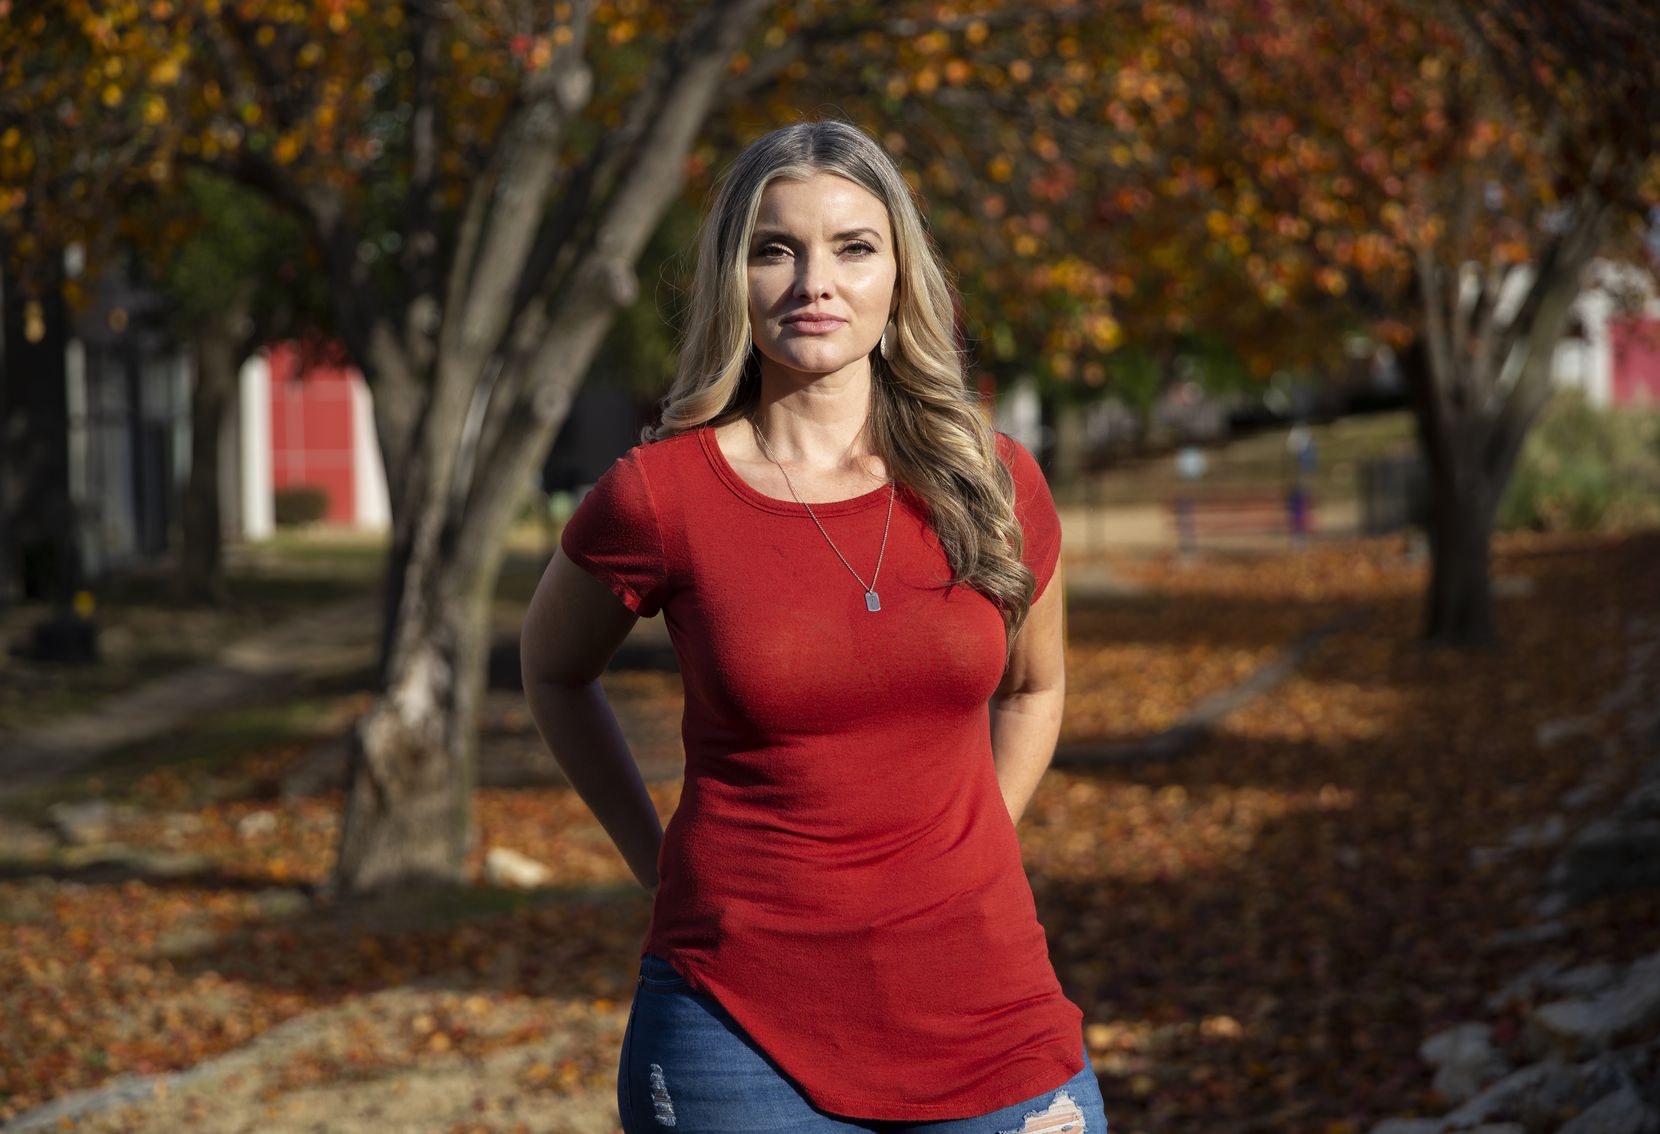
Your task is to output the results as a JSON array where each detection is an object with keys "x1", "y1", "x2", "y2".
[{"x1": 878, "y1": 324, "x2": 892, "y2": 360}]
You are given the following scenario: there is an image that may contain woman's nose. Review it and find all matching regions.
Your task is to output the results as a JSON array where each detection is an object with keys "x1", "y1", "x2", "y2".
[{"x1": 795, "y1": 250, "x2": 834, "y2": 299}]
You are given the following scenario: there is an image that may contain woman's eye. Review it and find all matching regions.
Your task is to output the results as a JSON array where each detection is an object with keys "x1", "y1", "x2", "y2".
[
  {"x1": 841, "y1": 241, "x2": 876, "y2": 257},
  {"x1": 753, "y1": 243, "x2": 791, "y2": 260}
]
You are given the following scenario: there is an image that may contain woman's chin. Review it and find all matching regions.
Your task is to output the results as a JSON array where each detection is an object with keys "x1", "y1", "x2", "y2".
[{"x1": 759, "y1": 347, "x2": 877, "y2": 382}]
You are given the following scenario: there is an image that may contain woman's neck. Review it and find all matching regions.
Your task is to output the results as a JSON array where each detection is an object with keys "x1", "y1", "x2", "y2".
[{"x1": 750, "y1": 359, "x2": 877, "y2": 465}]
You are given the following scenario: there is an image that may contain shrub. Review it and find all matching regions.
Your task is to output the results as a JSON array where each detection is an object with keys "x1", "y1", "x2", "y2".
[
  {"x1": 274, "y1": 485, "x2": 331, "y2": 527},
  {"x1": 1498, "y1": 392, "x2": 1660, "y2": 532}
]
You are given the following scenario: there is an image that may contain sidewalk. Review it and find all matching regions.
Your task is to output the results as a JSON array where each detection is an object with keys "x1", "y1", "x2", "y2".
[
  {"x1": 0, "y1": 596, "x2": 381, "y2": 800},
  {"x1": 1057, "y1": 497, "x2": 1363, "y2": 556}
]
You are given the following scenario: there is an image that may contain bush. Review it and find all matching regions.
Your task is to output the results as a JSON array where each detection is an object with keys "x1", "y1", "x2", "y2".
[
  {"x1": 1498, "y1": 392, "x2": 1660, "y2": 532},
  {"x1": 273, "y1": 485, "x2": 331, "y2": 527}
]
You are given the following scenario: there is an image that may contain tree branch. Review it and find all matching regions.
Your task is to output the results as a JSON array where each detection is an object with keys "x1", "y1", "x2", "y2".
[
  {"x1": 1466, "y1": 256, "x2": 1508, "y2": 403},
  {"x1": 495, "y1": 30, "x2": 670, "y2": 344},
  {"x1": 1484, "y1": 190, "x2": 1609, "y2": 485},
  {"x1": 401, "y1": 0, "x2": 444, "y2": 372},
  {"x1": 462, "y1": 0, "x2": 775, "y2": 536},
  {"x1": 438, "y1": 1, "x2": 598, "y2": 381},
  {"x1": 215, "y1": 6, "x2": 321, "y2": 136},
  {"x1": 1411, "y1": 245, "x2": 1457, "y2": 471}
]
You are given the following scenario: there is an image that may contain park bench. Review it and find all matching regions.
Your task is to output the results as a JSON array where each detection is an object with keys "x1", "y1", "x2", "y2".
[{"x1": 1166, "y1": 491, "x2": 1315, "y2": 551}]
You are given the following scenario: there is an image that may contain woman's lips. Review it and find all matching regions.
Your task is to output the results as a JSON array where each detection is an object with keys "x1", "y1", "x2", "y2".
[{"x1": 781, "y1": 315, "x2": 846, "y2": 333}]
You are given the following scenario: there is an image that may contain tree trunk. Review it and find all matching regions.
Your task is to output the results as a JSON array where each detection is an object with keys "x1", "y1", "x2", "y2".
[
  {"x1": 1402, "y1": 333, "x2": 1505, "y2": 650},
  {"x1": 332, "y1": 541, "x2": 496, "y2": 891},
  {"x1": 1048, "y1": 399, "x2": 1086, "y2": 486},
  {"x1": 1421, "y1": 448, "x2": 1498, "y2": 648},
  {"x1": 331, "y1": 339, "x2": 559, "y2": 893},
  {"x1": 175, "y1": 306, "x2": 246, "y2": 605},
  {"x1": 1400, "y1": 189, "x2": 1607, "y2": 649},
  {"x1": 0, "y1": 263, "x2": 75, "y2": 605}
]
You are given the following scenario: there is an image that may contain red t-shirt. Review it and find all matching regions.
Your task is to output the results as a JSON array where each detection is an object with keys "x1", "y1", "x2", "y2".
[{"x1": 559, "y1": 424, "x2": 1083, "y2": 1120}]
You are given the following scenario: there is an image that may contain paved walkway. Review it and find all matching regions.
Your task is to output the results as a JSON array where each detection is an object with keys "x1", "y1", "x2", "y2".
[
  {"x1": 1057, "y1": 497, "x2": 1363, "y2": 556},
  {"x1": 0, "y1": 596, "x2": 381, "y2": 800}
]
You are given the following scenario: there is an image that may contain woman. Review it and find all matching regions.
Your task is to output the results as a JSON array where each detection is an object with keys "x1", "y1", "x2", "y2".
[{"x1": 520, "y1": 120, "x2": 1106, "y2": 1133}]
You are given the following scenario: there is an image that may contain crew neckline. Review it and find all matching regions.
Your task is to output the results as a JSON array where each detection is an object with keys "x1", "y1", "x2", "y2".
[{"x1": 698, "y1": 425, "x2": 895, "y2": 517}]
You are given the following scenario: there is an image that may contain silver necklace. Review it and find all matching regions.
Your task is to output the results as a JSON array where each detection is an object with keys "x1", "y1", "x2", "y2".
[{"x1": 751, "y1": 423, "x2": 896, "y2": 612}]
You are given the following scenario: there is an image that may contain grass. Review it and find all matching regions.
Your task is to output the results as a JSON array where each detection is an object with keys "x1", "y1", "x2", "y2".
[
  {"x1": 0, "y1": 529, "x2": 389, "y2": 733},
  {"x1": 1060, "y1": 410, "x2": 1417, "y2": 506},
  {"x1": 0, "y1": 681, "x2": 361, "y2": 818},
  {"x1": 0, "y1": 523, "x2": 562, "y2": 738}
]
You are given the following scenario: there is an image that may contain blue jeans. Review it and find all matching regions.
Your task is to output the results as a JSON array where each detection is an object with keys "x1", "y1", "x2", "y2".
[{"x1": 619, "y1": 952, "x2": 1109, "y2": 1133}]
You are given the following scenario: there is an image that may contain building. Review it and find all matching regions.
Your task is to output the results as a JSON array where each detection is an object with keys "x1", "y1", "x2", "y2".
[
  {"x1": 1558, "y1": 259, "x2": 1660, "y2": 408},
  {"x1": 237, "y1": 341, "x2": 389, "y2": 538}
]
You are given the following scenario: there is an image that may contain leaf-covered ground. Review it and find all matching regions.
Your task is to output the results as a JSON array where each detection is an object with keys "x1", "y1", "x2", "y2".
[{"x1": 2, "y1": 530, "x2": 1656, "y2": 1133}]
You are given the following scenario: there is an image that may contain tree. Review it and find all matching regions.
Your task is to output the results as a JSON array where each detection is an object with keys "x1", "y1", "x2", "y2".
[
  {"x1": 1067, "y1": 0, "x2": 1658, "y2": 646},
  {"x1": 0, "y1": 12, "x2": 313, "y2": 608},
  {"x1": 7, "y1": 0, "x2": 1113, "y2": 892},
  {"x1": 705, "y1": 5, "x2": 1390, "y2": 455},
  {"x1": 1418, "y1": 0, "x2": 1660, "y2": 643}
]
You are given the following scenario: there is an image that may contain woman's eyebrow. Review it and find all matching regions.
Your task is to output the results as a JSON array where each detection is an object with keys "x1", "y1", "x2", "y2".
[{"x1": 749, "y1": 227, "x2": 885, "y2": 245}]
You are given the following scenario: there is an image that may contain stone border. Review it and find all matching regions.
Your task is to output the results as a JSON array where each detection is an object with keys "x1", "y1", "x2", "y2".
[{"x1": 1369, "y1": 614, "x2": 1660, "y2": 1134}]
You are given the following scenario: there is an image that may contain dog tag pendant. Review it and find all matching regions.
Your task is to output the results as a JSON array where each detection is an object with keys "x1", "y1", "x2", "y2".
[{"x1": 865, "y1": 590, "x2": 881, "y2": 612}]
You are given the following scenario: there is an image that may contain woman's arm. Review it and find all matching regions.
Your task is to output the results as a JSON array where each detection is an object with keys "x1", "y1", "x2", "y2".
[
  {"x1": 989, "y1": 562, "x2": 1067, "y2": 827},
  {"x1": 520, "y1": 548, "x2": 664, "y2": 893}
]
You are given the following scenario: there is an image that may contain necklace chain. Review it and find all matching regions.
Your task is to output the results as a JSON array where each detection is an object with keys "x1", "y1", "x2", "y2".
[{"x1": 751, "y1": 422, "x2": 896, "y2": 610}]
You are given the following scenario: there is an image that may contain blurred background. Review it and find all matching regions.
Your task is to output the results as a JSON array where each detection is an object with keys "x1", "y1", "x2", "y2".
[{"x1": 1, "y1": 2, "x2": 1658, "y2": 1132}]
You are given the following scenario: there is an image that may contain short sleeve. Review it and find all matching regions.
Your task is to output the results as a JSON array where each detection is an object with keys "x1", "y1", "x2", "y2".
[
  {"x1": 559, "y1": 448, "x2": 669, "y2": 618},
  {"x1": 996, "y1": 432, "x2": 1062, "y2": 603}
]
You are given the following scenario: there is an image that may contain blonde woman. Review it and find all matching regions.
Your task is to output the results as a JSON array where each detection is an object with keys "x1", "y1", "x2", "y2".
[{"x1": 521, "y1": 120, "x2": 1105, "y2": 1133}]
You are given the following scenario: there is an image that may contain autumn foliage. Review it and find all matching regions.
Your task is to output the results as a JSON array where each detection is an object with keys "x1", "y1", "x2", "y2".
[{"x1": 5, "y1": 0, "x2": 1655, "y2": 389}]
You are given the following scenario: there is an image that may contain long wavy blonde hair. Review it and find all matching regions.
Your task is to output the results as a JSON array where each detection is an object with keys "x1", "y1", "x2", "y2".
[{"x1": 646, "y1": 120, "x2": 1038, "y2": 649}]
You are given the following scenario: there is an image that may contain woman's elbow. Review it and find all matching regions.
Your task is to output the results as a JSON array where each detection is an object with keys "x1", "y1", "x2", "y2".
[{"x1": 521, "y1": 629, "x2": 599, "y2": 692}]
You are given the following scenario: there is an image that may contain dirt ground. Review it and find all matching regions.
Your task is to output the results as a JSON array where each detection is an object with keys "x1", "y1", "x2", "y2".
[{"x1": 34, "y1": 987, "x2": 628, "y2": 1134}]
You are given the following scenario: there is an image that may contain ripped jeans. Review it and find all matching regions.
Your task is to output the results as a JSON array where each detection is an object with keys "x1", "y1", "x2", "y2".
[{"x1": 618, "y1": 953, "x2": 1109, "y2": 1134}]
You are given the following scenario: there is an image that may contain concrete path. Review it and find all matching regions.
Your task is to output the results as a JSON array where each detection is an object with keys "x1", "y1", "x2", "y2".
[
  {"x1": 1057, "y1": 497, "x2": 1363, "y2": 556},
  {"x1": 0, "y1": 596, "x2": 380, "y2": 799}
]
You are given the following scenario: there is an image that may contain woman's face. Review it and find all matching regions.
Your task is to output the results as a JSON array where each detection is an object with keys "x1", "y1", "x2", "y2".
[{"x1": 746, "y1": 172, "x2": 898, "y2": 385}]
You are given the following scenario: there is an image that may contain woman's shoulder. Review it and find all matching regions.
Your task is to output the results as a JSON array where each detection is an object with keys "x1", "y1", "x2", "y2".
[
  {"x1": 615, "y1": 427, "x2": 705, "y2": 476},
  {"x1": 989, "y1": 430, "x2": 1057, "y2": 523},
  {"x1": 576, "y1": 429, "x2": 702, "y2": 512},
  {"x1": 579, "y1": 428, "x2": 711, "y2": 522},
  {"x1": 989, "y1": 431, "x2": 1062, "y2": 578},
  {"x1": 991, "y1": 430, "x2": 1044, "y2": 482}
]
